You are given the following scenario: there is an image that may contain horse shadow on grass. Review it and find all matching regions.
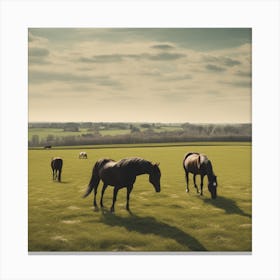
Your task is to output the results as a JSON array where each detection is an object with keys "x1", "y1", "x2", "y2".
[
  {"x1": 100, "y1": 210, "x2": 206, "y2": 251},
  {"x1": 53, "y1": 181, "x2": 71, "y2": 184},
  {"x1": 203, "y1": 196, "x2": 251, "y2": 218}
]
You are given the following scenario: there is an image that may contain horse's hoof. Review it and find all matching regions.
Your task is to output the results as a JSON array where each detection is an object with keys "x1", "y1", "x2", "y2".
[{"x1": 186, "y1": 189, "x2": 189, "y2": 193}]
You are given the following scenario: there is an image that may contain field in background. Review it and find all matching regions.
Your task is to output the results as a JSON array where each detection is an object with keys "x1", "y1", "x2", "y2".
[
  {"x1": 28, "y1": 125, "x2": 183, "y2": 141},
  {"x1": 28, "y1": 142, "x2": 251, "y2": 252},
  {"x1": 28, "y1": 123, "x2": 252, "y2": 147}
]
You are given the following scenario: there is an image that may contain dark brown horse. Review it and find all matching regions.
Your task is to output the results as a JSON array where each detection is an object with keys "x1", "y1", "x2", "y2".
[
  {"x1": 183, "y1": 152, "x2": 217, "y2": 199},
  {"x1": 83, "y1": 157, "x2": 161, "y2": 212},
  {"x1": 51, "y1": 157, "x2": 63, "y2": 182}
]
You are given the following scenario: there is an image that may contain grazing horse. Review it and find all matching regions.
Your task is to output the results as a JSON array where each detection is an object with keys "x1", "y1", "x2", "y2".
[
  {"x1": 79, "y1": 152, "x2": 87, "y2": 159},
  {"x1": 83, "y1": 157, "x2": 161, "y2": 212},
  {"x1": 51, "y1": 157, "x2": 63, "y2": 182},
  {"x1": 183, "y1": 152, "x2": 217, "y2": 199}
]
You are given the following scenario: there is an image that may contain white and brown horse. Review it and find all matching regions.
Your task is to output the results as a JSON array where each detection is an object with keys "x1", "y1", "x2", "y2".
[
  {"x1": 79, "y1": 152, "x2": 87, "y2": 159},
  {"x1": 183, "y1": 152, "x2": 217, "y2": 199}
]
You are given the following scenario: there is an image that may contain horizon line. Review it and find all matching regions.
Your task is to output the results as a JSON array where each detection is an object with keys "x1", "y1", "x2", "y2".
[{"x1": 28, "y1": 121, "x2": 252, "y2": 125}]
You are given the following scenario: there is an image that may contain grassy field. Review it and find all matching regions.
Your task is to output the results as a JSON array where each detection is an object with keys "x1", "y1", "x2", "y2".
[{"x1": 28, "y1": 142, "x2": 251, "y2": 252}]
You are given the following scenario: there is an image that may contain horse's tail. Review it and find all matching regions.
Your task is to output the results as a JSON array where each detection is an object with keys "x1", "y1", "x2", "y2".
[{"x1": 83, "y1": 161, "x2": 101, "y2": 198}]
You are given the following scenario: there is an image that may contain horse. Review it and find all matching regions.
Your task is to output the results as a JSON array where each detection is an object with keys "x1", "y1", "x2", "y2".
[
  {"x1": 83, "y1": 157, "x2": 161, "y2": 212},
  {"x1": 79, "y1": 152, "x2": 87, "y2": 159},
  {"x1": 44, "y1": 145, "x2": 52, "y2": 149},
  {"x1": 183, "y1": 152, "x2": 217, "y2": 199},
  {"x1": 51, "y1": 157, "x2": 63, "y2": 182}
]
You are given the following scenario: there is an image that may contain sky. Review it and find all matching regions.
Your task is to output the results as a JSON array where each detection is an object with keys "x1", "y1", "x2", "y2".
[{"x1": 28, "y1": 28, "x2": 251, "y2": 123}]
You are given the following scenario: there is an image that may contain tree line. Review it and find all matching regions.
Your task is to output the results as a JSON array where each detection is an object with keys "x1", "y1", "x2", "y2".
[{"x1": 28, "y1": 122, "x2": 251, "y2": 147}]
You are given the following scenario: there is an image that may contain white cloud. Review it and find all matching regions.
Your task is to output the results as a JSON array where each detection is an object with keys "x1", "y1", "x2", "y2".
[{"x1": 28, "y1": 29, "x2": 251, "y2": 123}]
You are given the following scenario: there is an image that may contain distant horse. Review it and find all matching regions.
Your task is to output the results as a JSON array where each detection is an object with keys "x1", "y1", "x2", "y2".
[
  {"x1": 44, "y1": 145, "x2": 52, "y2": 149},
  {"x1": 183, "y1": 152, "x2": 217, "y2": 199},
  {"x1": 83, "y1": 157, "x2": 161, "y2": 212},
  {"x1": 51, "y1": 157, "x2": 63, "y2": 182},
  {"x1": 79, "y1": 152, "x2": 87, "y2": 159}
]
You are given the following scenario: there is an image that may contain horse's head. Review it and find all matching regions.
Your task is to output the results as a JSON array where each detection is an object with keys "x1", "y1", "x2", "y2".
[
  {"x1": 208, "y1": 175, "x2": 217, "y2": 199},
  {"x1": 149, "y1": 163, "x2": 161, "y2": 192}
]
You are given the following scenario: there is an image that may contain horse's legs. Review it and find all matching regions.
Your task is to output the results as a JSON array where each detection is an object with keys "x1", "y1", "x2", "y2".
[
  {"x1": 100, "y1": 183, "x2": 108, "y2": 208},
  {"x1": 185, "y1": 171, "x2": 189, "y2": 192},
  {"x1": 93, "y1": 185, "x2": 98, "y2": 207},
  {"x1": 126, "y1": 185, "x2": 133, "y2": 211},
  {"x1": 200, "y1": 175, "x2": 204, "y2": 196},
  {"x1": 193, "y1": 174, "x2": 199, "y2": 193},
  {"x1": 110, "y1": 187, "x2": 119, "y2": 213},
  {"x1": 58, "y1": 169, "x2": 61, "y2": 182}
]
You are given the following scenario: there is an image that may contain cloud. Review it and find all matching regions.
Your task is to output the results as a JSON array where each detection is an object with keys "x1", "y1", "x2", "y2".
[
  {"x1": 28, "y1": 57, "x2": 50, "y2": 65},
  {"x1": 139, "y1": 70, "x2": 162, "y2": 77},
  {"x1": 28, "y1": 31, "x2": 50, "y2": 65},
  {"x1": 222, "y1": 57, "x2": 241, "y2": 67},
  {"x1": 148, "y1": 52, "x2": 185, "y2": 61},
  {"x1": 203, "y1": 55, "x2": 241, "y2": 67},
  {"x1": 28, "y1": 31, "x2": 49, "y2": 45},
  {"x1": 160, "y1": 74, "x2": 192, "y2": 81},
  {"x1": 106, "y1": 28, "x2": 251, "y2": 51},
  {"x1": 28, "y1": 47, "x2": 50, "y2": 65},
  {"x1": 78, "y1": 54, "x2": 124, "y2": 63},
  {"x1": 29, "y1": 47, "x2": 50, "y2": 57},
  {"x1": 29, "y1": 70, "x2": 122, "y2": 88},
  {"x1": 151, "y1": 44, "x2": 175, "y2": 50},
  {"x1": 78, "y1": 52, "x2": 185, "y2": 64},
  {"x1": 28, "y1": 28, "x2": 251, "y2": 123},
  {"x1": 219, "y1": 80, "x2": 251, "y2": 88},
  {"x1": 235, "y1": 70, "x2": 251, "y2": 77},
  {"x1": 205, "y1": 64, "x2": 226, "y2": 72}
]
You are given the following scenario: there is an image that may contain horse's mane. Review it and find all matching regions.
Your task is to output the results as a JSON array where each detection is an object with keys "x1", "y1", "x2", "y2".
[
  {"x1": 117, "y1": 157, "x2": 151, "y2": 168},
  {"x1": 96, "y1": 158, "x2": 115, "y2": 168}
]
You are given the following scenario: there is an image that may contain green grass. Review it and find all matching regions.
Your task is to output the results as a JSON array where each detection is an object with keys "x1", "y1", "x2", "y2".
[{"x1": 28, "y1": 143, "x2": 251, "y2": 252}]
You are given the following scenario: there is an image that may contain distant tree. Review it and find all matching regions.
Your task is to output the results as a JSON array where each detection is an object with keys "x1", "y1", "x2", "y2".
[
  {"x1": 31, "y1": 135, "x2": 40, "y2": 146},
  {"x1": 144, "y1": 128, "x2": 155, "y2": 135},
  {"x1": 64, "y1": 126, "x2": 79, "y2": 132},
  {"x1": 141, "y1": 123, "x2": 152, "y2": 128},
  {"x1": 46, "y1": 134, "x2": 55, "y2": 143},
  {"x1": 63, "y1": 122, "x2": 80, "y2": 132},
  {"x1": 130, "y1": 125, "x2": 140, "y2": 133}
]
